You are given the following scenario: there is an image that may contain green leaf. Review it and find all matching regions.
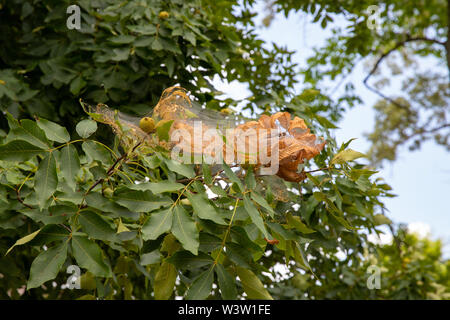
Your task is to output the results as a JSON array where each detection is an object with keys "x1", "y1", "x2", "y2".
[
  {"x1": 164, "y1": 158, "x2": 195, "y2": 178},
  {"x1": 6, "y1": 228, "x2": 42, "y2": 255},
  {"x1": 339, "y1": 138, "x2": 357, "y2": 152},
  {"x1": 78, "y1": 211, "x2": 116, "y2": 242},
  {"x1": 215, "y1": 264, "x2": 237, "y2": 300},
  {"x1": 209, "y1": 185, "x2": 228, "y2": 197},
  {"x1": 236, "y1": 267, "x2": 273, "y2": 300},
  {"x1": 373, "y1": 214, "x2": 392, "y2": 226},
  {"x1": 0, "y1": 140, "x2": 45, "y2": 161},
  {"x1": 331, "y1": 149, "x2": 366, "y2": 165},
  {"x1": 245, "y1": 169, "x2": 256, "y2": 190},
  {"x1": 27, "y1": 241, "x2": 68, "y2": 289},
  {"x1": 243, "y1": 195, "x2": 269, "y2": 238},
  {"x1": 222, "y1": 163, "x2": 244, "y2": 192},
  {"x1": 127, "y1": 25, "x2": 157, "y2": 35},
  {"x1": 266, "y1": 221, "x2": 299, "y2": 240},
  {"x1": 140, "y1": 250, "x2": 161, "y2": 266},
  {"x1": 299, "y1": 88, "x2": 320, "y2": 102},
  {"x1": 315, "y1": 114, "x2": 338, "y2": 129},
  {"x1": 71, "y1": 235, "x2": 112, "y2": 277},
  {"x1": 76, "y1": 119, "x2": 97, "y2": 138},
  {"x1": 28, "y1": 224, "x2": 71, "y2": 246},
  {"x1": 156, "y1": 119, "x2": 174, "y2": 142},
  {"x1": 8, "y1": 119, "x2": 50, "y2": 149},
  {"x1": 143, "y1": 155, "x2": 161, "y2": 169},
  {"x1": 82, "y1": 141, "x2": 112, "y2": 166},
  {"x1": 171, "y1": 205, "x2": 199, "y2": 255},
  {"x1": 294, "y1": 242, "x2": 315, "y2": 275},
  {"x1": 80, "y1": 272, "x2": 97, "y2": 290},
  {"x1": 167, "y1": 251, "x2": 213, "y2": 270},
  {"x1": 60, "y1": 144, "x2": 80, "y2": 191},
  {"x1": 129, "y1": 180, "x2": 184, "y2": 194},
  {"x1": 251, "y1": 191, "x2": 275, "y2": 218},
  {"x1": 313, "y1": 192, "x2": 355, "y2": 230},
  {"x1": 154, "y1": 261, "x2": 176, "y2": 300},
  {"x1": 186, "y1": 192, "x2": 226, "y2": 225},
  {"x1": 70, "y1": 76, "x2": 86, "y2": 95},
  {"x1": 152, "y1": 37, "x2": 164, "y2": 51},
  {"x1": 108, "y1": 35, "x2": 136, "y2": 44},
  {"x1": 286, "y1": 213, "x2": 316, "y2": 234},
  {"x1": 37, "y1": 118, "x2": 70, "y2": 143},
  {"x1": 117, "y1": 218, "x2": 130, "y2": 233},
  {"x1": 141, "y1": 208, "x2": 173, "y2": 240},
  {"x1": 185, "y1": 267, "x2": 214, "y2": 300},
  {"x1": 85, "y1": 192, "x2": 140, "y2": 221},
  {"x1": 114, "y1": 189, "x2": 172, "y2": 212},
  {"x1": 35, "y1": 152, "x2": 58, "y2": 210},
  {"x1": 202, "y1": 165, "x2": 213, "y2": 185}
]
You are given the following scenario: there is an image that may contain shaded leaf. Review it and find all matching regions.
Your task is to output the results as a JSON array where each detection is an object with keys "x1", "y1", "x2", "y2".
[
  {"x1": 60, "y1": 144, "x2": 80, "y2": 191},
  {"x1": 129, "y1": 180, "x2": 184, "y2": 194},
  {"x1": 186, "y1": 192, "x2": 226, "y2": 225},
  {"x1": 171, "y1": 205, "x2": 199, "y2": 255},
  {"x1": 215, "y1": 264, "x2": 237, "y2": 300},
  {"x1": 27, "y1": 241, "x2": 68, "y2": 289},
  {"x1": 251, "y1": 191, "x2": 275, "y2": 218},
  {"x1": 8, "y1": 119, "x2": 50, "y2": 149},
  {"x1": 164, "y1": 158, "x2": 195, "y2": 178},
  {"x1": 154, "y1": 261, "x2": 176, "y2": 300},
  {"x1": 0, "y1": 140, "x2": 45, "y2": 161},
  {"x1": 140, "y1": 250, "x2": 161, "y2": 266},
  {"x1": 78, "y1": 211, "x2": 116, "y2": 242},
  {"x1": 114, "y1": 188, "x2": 172, "y2": 212},
  {"x1": 222, "y1": 162, "x2": 244, "y2": 192},
  {"x1": 286, "y1": 213, "x2": 316, "y2": 234},
  {"x1": 37, "y1": 118, "x2": 70, "y2": 143},
  {"x1": 76, "y1": 119, "x2": 97, "y2": 138},
  {"x1": 71, "y1": 235, "x2": 112, "y2": 277},
  {"x1": 141, "y1": 208, "x2": 173, "y2": 240},
  {"x1": 35, "y1": 152, "x2": 58, "y2": 210},
  {"x1": 167, "y1": 251, "x2": 214, "y2": 270},
  {"x1": 243, "y1": 195, "x2": 269, "y2": 238},
  {"x1": 185, "y1": 267, "x2": 214, "y2": 300}
]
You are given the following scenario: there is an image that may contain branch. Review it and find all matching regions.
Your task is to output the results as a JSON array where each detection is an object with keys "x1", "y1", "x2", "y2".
[
  {"x1": 447, "y1": 0, "x2": 450, "y2": 78},
  {"x1": 363, "y1": 36, "x2": 446, "y2": 110},
  {"x1": 402, "y1": 123, "x2": 450, "y2": 142},
  {"x1": 84, "y1": 142, "x2": 142, "y2": 196},
  {"x1": 16, "y1": 188, "x2": 33, "y2": 209}
]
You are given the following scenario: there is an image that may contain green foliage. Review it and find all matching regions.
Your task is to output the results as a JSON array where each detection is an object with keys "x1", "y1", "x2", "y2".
[
  {"x1": 0, "y1": 112, "x2": 400, "y2": 299},
  {"x1": 270, "y1": 227, "x2": 450, "y2": 300},
  {"x1": 0, "y1": 0, "x2": 447, "y2": 301},
  {"x1": 0, "y1": 0, "x2": 298, "y2": 128}
]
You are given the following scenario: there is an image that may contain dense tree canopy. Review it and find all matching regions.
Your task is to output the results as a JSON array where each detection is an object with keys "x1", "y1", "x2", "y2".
[{"x1": 0, "y1": 0, "x2": 448, "y2": 300}]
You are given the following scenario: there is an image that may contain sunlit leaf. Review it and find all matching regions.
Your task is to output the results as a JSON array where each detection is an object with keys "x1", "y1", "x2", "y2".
[{"x1": 236, "y1": 267, "x2": 273, "y2": 300}]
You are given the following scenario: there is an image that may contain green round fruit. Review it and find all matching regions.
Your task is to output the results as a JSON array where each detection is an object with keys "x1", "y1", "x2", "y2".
[{"x1": 139, "y1": 117, "x2": 155, "y2": 133}]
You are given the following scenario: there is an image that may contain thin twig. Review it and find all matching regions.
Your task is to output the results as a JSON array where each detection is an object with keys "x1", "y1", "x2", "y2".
[{"x1": 16, "y1": 188, "x2": 33, "y2": 209}]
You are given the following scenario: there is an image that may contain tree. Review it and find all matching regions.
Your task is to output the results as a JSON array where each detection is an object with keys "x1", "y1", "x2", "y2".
[
  {"x1": 263, "y1": 0, "x2": 449, "y2": 165},
  {"x1": 0, "y1": 0, "x2": 447, "y2": 300}
]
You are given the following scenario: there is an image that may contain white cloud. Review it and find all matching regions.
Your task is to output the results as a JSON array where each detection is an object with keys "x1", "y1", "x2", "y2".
[
  {"x1": 407, "y1": 221, "x2": 431, "y2": 239},
  {"x1": 367, "y1": 232, "x2": 393, "y2": 245}
]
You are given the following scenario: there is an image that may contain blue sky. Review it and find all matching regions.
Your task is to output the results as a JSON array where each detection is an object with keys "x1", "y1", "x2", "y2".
[{"x1": 214, "y1": 3, "x2": 450, "y2": 256}]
